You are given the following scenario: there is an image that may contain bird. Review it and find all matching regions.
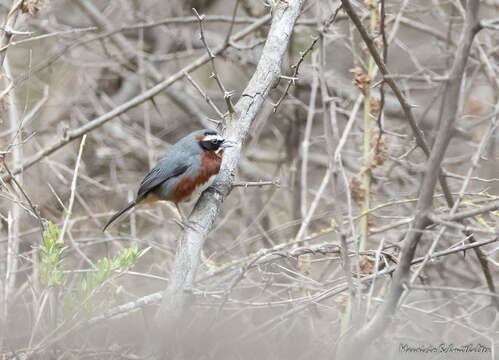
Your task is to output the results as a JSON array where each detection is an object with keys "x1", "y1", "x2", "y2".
[{"x1": 103, "y1": 129, "x2": 235, "y2": 231}]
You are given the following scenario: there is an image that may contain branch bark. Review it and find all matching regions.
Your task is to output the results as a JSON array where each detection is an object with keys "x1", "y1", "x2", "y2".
[
  {"x1": 152, "y1": 0, "x2": 304, "y2": 355},
  {"x1": 338, "y1": 0, "x2": 483, "y2": 357}
]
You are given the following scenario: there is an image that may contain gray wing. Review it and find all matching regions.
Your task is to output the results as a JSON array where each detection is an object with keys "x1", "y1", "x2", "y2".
[{"x1": 137, "y1": 162, "x2": 189, "y2": 201}]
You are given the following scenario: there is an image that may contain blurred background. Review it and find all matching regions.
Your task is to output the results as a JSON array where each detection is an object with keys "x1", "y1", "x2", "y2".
[{"x1": 0, "y1": 0, "x2": 498, "y2": 358}]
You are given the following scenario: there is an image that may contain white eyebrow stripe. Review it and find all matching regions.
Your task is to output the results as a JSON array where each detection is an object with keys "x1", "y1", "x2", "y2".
[{"x1": 202, "y1": 134, "x2": 224, "y2": 141}]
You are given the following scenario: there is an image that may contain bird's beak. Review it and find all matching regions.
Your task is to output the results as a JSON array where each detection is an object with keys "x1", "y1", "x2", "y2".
[{"x1": 221, "y1": 139, "x2": 237, "y2": 148}]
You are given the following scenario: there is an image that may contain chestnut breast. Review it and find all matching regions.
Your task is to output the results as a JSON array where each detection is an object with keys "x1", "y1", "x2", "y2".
[{"x1": 173, "y1": 149, "x2": 224, "y2": 203}]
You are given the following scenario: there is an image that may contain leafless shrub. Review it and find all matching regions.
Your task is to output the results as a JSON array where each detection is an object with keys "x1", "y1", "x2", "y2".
[{"x1": 0, "y1": 0, "x2": 498, "y2": 359}]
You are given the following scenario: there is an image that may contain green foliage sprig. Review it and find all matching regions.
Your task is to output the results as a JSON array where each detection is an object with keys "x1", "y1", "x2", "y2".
[
  {"x1": 40, "y1": 221, "x2": 67, "y2": 287},
  {"x1": 39, "y1": 222, "x2": 150, "y2": 318},
  {"x1": 64, "y1": 243, "x2": 150, "y2": 317}
]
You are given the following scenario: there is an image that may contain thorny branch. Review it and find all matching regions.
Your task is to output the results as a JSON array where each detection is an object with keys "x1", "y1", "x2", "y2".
[
  {"x1": 338, "y1": 0, "x2": 484, "y2": 356},
  {"x1": 272, "y1": 37, "x2": 318, "y2": 112},
  {"x1": 0, "y1": 0, "x2": 22, "y2": 67}
]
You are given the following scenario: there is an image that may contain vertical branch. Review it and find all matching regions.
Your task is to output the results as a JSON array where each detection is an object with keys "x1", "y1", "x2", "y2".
[
  {"x1": 295, "y1": 52, "x2": 318, "y2": 277},
  {"x1": 223, "y1": 0, "x2": 240, "y2": 45},
  {"x1": 359, "y1": 0, "x2": 378, "y2": 252},
  {"x1": 3, "y1": 211, "x2": 13, "y2": 323},
  {"x1": 4, "y1": 57, "x2": 21, "y2": 323},
  {"x1": 0, "y1": 0, "x2": 22, "y2": 67},
  {"x1": 297, "y1": 52, "x2": 318, "y2": 245},
  {"x1": 375, "y1": 0, "x2": 387, "y2": 149},
  {"x1": 58, "y1": 135, "x2": 87, "y2": 244},
  {"x1": 336, "y1": 97, "x2": 363, "y2": 335},
  {"x1": 287, "y1": 31, "x2": 303, "y2": 238},
  {"x1": 339, "y1": 234, "x2": 355, "y2": 334},
  {"x1": 136, "y1": 5, "x2": 154, "y2": 169}
]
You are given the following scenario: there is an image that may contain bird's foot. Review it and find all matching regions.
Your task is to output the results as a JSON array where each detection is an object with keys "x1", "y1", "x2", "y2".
[
  {"x1": 172, "y1": 217, "x2": 198, "y2": 232},
  {"x1": 171, "y1": 203, "x2": 199, "y2": 231}
]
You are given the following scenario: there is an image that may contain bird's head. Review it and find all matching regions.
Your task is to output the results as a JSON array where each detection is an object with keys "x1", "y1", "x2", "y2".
[{"x1": 195, "y1": 129, "x2": 236, "y2": 153}]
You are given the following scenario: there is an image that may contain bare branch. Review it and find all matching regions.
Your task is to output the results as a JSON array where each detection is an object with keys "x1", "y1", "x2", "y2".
[
  {"x1": 183, "y1": 71, "x2": 224, "y2": 119},
  {"x1": 0, "y1": 0, "x2": 22, "y2": 67},
  {"x1": 58, "y1": 135, "x2": 87, "y2": 243},
  {"x1": 440, "y1": 200, "x2": 499, "y2": 222},
  {"x1": 272, "y1": 37, "x2": 318, "y2": 112},
  {"x1": 193, "y1": 7, "x2": 235, "y2": 114}
]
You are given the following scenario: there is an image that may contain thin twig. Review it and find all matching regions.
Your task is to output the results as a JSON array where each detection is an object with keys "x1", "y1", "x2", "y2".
[
  {"x1": 441, "y1": 199, "x2": 499, "y2": 222},
  {"x1": 359, "y1": 0, "x2": 378, "y2": 253},
  {"x1": 193, "y1": 8, "x2": 235, "y2": 114},
  {"x1": 1, "y1": 156, "x2": 44, "y2": 238},
  {"x1": 183, "y1": 70, "x2": 224, "y2": 119},
  {"x1": 58, "y1": 135, "x2": 87, "y2": 244},
  {"x1": 232, "y1": 179, "x2": 280, "y2": 188},
  {"x1": 223, "y1": 0, "x2": 240, "y2": 45},
  {"x1": 272, "y1": 37, "x2": 318, "y2": 112},
  {"x1": 376, "y1": 0, "x2": 387, "y2": 150}
]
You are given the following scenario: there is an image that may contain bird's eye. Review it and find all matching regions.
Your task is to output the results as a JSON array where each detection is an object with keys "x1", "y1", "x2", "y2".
[{"x1": 211, "y1": 139, "x2": 220, "y2": 145}]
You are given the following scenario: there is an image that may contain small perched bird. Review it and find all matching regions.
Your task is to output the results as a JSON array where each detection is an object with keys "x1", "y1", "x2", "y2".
[{"x1": 103, "y1": 129, "x2": 235, "y2": 231}]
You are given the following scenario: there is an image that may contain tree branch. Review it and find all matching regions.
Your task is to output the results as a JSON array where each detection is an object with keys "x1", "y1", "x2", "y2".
[
  {"x1": 440, "y1": 199, "x2": 499, "y2": 222},
  {"x1": 153, "y1": 0, "x2": 304, "y2": 355},
  {"x1": 0, "y1": 0, "x2": 22, "y2": 67}
]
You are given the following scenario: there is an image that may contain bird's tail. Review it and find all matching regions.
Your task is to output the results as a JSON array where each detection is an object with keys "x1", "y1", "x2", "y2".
[{"x1": 103, "y1": 200, "x2": 136, "y2": 232}]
